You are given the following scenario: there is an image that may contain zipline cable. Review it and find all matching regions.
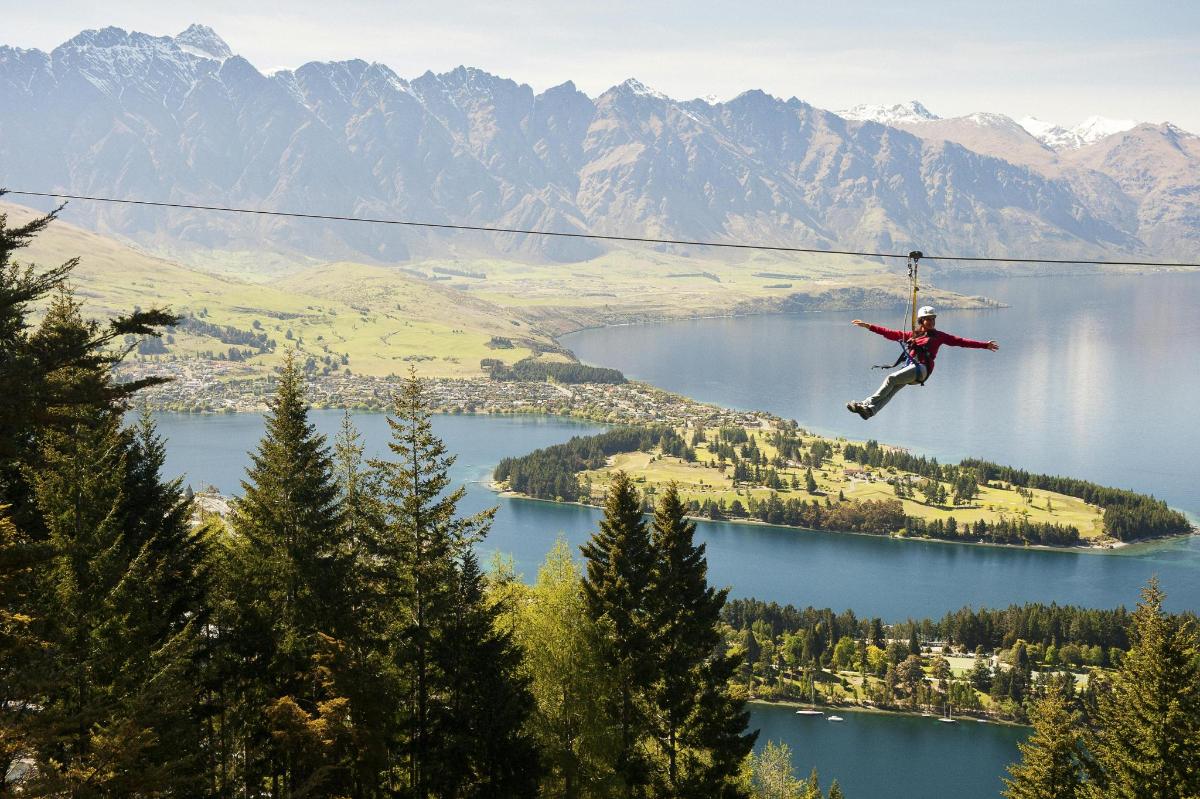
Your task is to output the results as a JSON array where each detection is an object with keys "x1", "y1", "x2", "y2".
[{"x1": 4, "y1": 188, "x2": 1200, "y2": 269}]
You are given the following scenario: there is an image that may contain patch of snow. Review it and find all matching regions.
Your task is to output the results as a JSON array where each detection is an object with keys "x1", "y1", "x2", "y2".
[
  {"x1": 1019, "y1": 114, "x2": 1137, "y2": 150},
  {"x1": 838, "y1": 100, "x2": 939, "y2": 125},
  {"x1": 620, "y1": 78, "x2": 670, "y2": 101},
  {"x1": 174, "y1": 24, "x2": 232, "y2": 61}
]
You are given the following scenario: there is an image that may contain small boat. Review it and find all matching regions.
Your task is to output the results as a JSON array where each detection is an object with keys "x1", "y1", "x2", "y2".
[
  {"x1": 827, "y1": 715, "x2": 844, "y2": 722},
  {"x1": 795, "y1": 709, "x2": 825, "y2": 716},
  {"x1": 938, "y1": 701, "x2": 957, "y2": 724}
]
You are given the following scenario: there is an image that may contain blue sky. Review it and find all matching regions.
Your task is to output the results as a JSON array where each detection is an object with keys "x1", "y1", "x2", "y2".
[{"x1": 7, "y1": 0, "x2": 1200, "y2": 130}]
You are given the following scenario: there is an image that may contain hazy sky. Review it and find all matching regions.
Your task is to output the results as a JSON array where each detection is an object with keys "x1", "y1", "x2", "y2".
[{"x1": 7, "y1": 0, "x2": 1200, "y2": 131}]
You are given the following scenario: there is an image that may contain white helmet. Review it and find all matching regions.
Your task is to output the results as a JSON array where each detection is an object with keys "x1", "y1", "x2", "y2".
[{"x1": 917, "y1": 305, "x2": 937, "y2": 320}]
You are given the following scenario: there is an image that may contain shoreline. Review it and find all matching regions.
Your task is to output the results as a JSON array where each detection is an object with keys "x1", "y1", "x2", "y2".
[
  {"x1": 748, "y1": 698, "x2": 1030, "y2": 729},
  {"x1": 491, "y1": 485, "x2": 1198, "y2": 554}
]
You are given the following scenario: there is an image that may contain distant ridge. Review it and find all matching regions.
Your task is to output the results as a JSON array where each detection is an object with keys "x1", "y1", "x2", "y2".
[{"x1": 1, "y1": 25, "x2": 1197, "y2": 264}]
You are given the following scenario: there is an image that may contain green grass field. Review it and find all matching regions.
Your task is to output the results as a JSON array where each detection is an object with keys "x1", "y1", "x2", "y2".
[
  {"x1": 7, "y1": 203, "x2": 560, "y2": 378},
  {"x1": 580, "y1": 425, "x2": 1106, "y2": 538}
]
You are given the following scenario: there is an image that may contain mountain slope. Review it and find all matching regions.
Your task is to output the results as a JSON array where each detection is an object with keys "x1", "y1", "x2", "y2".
[{"x1": 0, "y1": 25, "x2": 1194, "y2": 265}]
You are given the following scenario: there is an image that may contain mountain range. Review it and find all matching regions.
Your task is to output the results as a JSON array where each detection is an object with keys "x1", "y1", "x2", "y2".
[{"x1": 1, "y1": 24, "x2": 1197, "y2": 266}]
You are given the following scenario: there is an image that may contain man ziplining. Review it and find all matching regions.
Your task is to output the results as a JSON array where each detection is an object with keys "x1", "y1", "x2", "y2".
[{"x1": 846, "y1": 306, "x2": 999, "y2": 420}]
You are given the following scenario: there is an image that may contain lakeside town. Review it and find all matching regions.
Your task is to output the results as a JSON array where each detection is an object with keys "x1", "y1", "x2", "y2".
[{"x1": 116, "y1": 357, "x2": 778, "y2": 430}]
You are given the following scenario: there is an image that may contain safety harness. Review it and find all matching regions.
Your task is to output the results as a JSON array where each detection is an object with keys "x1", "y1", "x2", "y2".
[{"x1": 872, "y1": 251, "x2": 929, "y2": 385}]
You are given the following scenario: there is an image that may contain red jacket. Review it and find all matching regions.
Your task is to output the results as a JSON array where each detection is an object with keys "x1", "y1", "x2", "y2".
[{"x1": 865, "y1": 323, "x2": 991, "y2": 375}]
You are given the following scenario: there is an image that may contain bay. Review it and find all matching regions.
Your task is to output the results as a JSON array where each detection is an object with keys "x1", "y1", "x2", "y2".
[
  {"x1": 750, "y1": 703, "x2": 1028, "y2": 798},
  {"x1": 563, "y1": 272, "x2": 1200, "y2": 518}
]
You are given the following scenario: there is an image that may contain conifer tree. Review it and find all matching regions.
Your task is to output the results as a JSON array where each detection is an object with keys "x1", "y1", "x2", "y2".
[
  {"x1": 0, "y1": 200, "x2": 175, "y2": 531},
  {"x1": 581, "y1": 470, "x2": 656, "y2": 797},
  {"x1": 225, "y1": 350, "x2": 351, "y2": 796},
  {"x1": 1003, "y1": 693, "x2": 1082, "y2": 799},
  {"x1": 431, "y1": 550, "x2": 541, "y2": 797},
  {"x1": 25, "y1": 408, "x2": 208, "y2": 794},
  {"x1": 370, "y1": 369, "x2": 497, "y2": 798},
  {"x1": 647, "y1": 484, "x2": 755, "y2": 798},
  {"x1": 331, "y1": 411, "x2": 396, "y2": 795},
  {"x1": 1083, "y1": 578, "x2": 1200, "y2": 799}
]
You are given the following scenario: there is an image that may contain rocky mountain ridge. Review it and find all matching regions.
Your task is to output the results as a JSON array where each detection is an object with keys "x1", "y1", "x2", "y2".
[{"x1": 1, "y1": 24, "x2": 1196, "y2": 265}]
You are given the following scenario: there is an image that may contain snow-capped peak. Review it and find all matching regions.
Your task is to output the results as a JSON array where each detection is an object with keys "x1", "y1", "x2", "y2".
[
  {"x1": 174, "y1": 24, "x2": 232, "y2": 61},
  {"x1": 838, "y1": 100, "x2": 939, "y2": 125},
  {"x1": 1019, "y1": 115, "x2": 1137, "y2": 150},
  {"x1": 618, "y1": 78, "x2": 670, "y2": 101}
]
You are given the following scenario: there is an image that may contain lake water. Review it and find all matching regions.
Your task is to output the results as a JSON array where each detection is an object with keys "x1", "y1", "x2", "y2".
[
  {"x1": 564, "y1": 272, "x2": 1200, "y2": 518},
  {"x1": 152, "y1": 272, "x2": 1200, "y2": 798},
  {"x1": 751, "y1": 703, "x2": 1028, "y2": 798}
]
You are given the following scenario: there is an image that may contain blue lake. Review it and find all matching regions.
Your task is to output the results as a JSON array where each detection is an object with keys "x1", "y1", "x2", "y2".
[{"x1": 152, "y1": 271, "x2": 1200, "y2": 798}]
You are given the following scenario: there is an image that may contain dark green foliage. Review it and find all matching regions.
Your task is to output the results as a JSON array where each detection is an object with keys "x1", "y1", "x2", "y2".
[
  {"x1": 647, "y1": 485, "x2": 755, "y2": 797},
  {"x1": 489, "y1": 357, "x2": 626, "y2": 384},
  {"x1": 223, "y1": 350, "x2": 352, "y2": 795},
  {"x1": 581, "y1": 471, "x2": 656, "y2": 797},
  {"x1": 494, "y1": 426, "x2": 682, "y2": 500},
  {"x1": 174, "y1": 313, "x2": 276, "y2": 352},
  {"x1": 0, "y1": 207, "x2": 176, "y2": 534},
  {"x1": 841, "y1": 441, "x2": 1189, "y2": 541},
  {"x1": 1084, "y1": 579, "x2": 1200, "y2": 798},
  {"x1": 0, "y1": 205, "x2": 201, "y2": 794},
  {"x1": 372, "y1": 370, "x2": 536, "y2": 797},
  {"x1": 431, "y1": 551, "x2": 542, "y2": 797},
  {"x1": 1003, "y1": 694, "x2": 1083, "y2": 799},
  {"x1": 724, "y1": 599, "x2": 1136, "y2": 661}
]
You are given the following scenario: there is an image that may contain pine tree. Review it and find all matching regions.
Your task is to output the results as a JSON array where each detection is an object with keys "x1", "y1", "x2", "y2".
[
  {"x1": 1003, "y1": 693, "x2": 1082, "y2": 799},
  {"x1": 370, "y1": 369, "x2": 495, "y2": 798},
  {"x1": 431, "y1": 550, "x2": 541, "y2": 797},
  {"x1": 647, "y1": 484, "x2": 755, "y2": 797},
  {"x1": 827, "y1": 779, "x2": 845, "y2": 799},
  {"x1": 24, "y1": 408, "x2": 209, "y2": 795},
  {"x1": 225, "y1": 350, "x2": 351, "y2": 797},
  {"x1": 581, "y1": 470, "x2": 656, "y2": 798},
  {"x1": 330, "y1": 411, "x2": 396, "y2": 795},
  {"x1": 1084, "y1": 578, "x2": 1200, "y2": 798},
  {"x1": 0, "y1": 201, "x2": 175, "y2": 532},
  {"x1": 509, "y1": 539, "x2": 621, "y2": 798}
]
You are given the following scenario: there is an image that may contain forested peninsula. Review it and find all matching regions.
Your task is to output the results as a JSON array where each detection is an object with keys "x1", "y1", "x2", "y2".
[{"x1": 493, "y1": 425, "x2": 1193, "y2": 548}]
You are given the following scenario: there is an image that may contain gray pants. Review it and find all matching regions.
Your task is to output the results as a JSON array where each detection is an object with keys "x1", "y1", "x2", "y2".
[{"x1": 861, "y1": 362, "x2": 928, "y2": 417}]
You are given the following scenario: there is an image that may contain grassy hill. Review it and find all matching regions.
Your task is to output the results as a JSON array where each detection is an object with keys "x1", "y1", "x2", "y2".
[
  {"x1": 582, "y1": 428, "x2": 1104, "y2": 539},
  {"x1": 4, "y1": 202, "x2": 559, "y2": 378}
]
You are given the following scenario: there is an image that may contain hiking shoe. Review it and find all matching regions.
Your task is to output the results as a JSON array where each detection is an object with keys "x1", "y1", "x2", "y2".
[{"x1": 846, "y1": 401, "x2": 871, "y2": 420}]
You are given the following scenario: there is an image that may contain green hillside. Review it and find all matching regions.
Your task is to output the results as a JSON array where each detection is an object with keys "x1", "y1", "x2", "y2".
[{"x1": 5, "y1": 202, "x2": 559, "y2": 378}]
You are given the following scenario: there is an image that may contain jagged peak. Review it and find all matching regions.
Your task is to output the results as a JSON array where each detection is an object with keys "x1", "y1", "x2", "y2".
[
  {"x1": 61, "y1": 26, "x2": 134, "y2": 50},
  {"x1": 611, "y1": 77, "x2": 670, "y2": 101},
  {"x1": 1020, "y1": 114, "x2": 1139, "y2": 150},
  {"x1": 839, "y1": 100, "x2": 940, "y2": 125},
  {"x1": 961, "y1": 111, "x2": 1023, "y2": 129},
  {"x1": 174, "y1": 24, "x2": 231, "y2": 60},
  {"x1": 729, "y1": 88, "x2": 781, "y2": 105}
]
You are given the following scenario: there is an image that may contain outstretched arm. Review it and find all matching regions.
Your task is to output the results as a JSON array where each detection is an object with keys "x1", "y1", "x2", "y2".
[
  {"x1": 851, "y1": 319, "x2": 909, "y2": 342},
  {"x1": 939, "y1": 331, "x2": 999, "y2": 351}
]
